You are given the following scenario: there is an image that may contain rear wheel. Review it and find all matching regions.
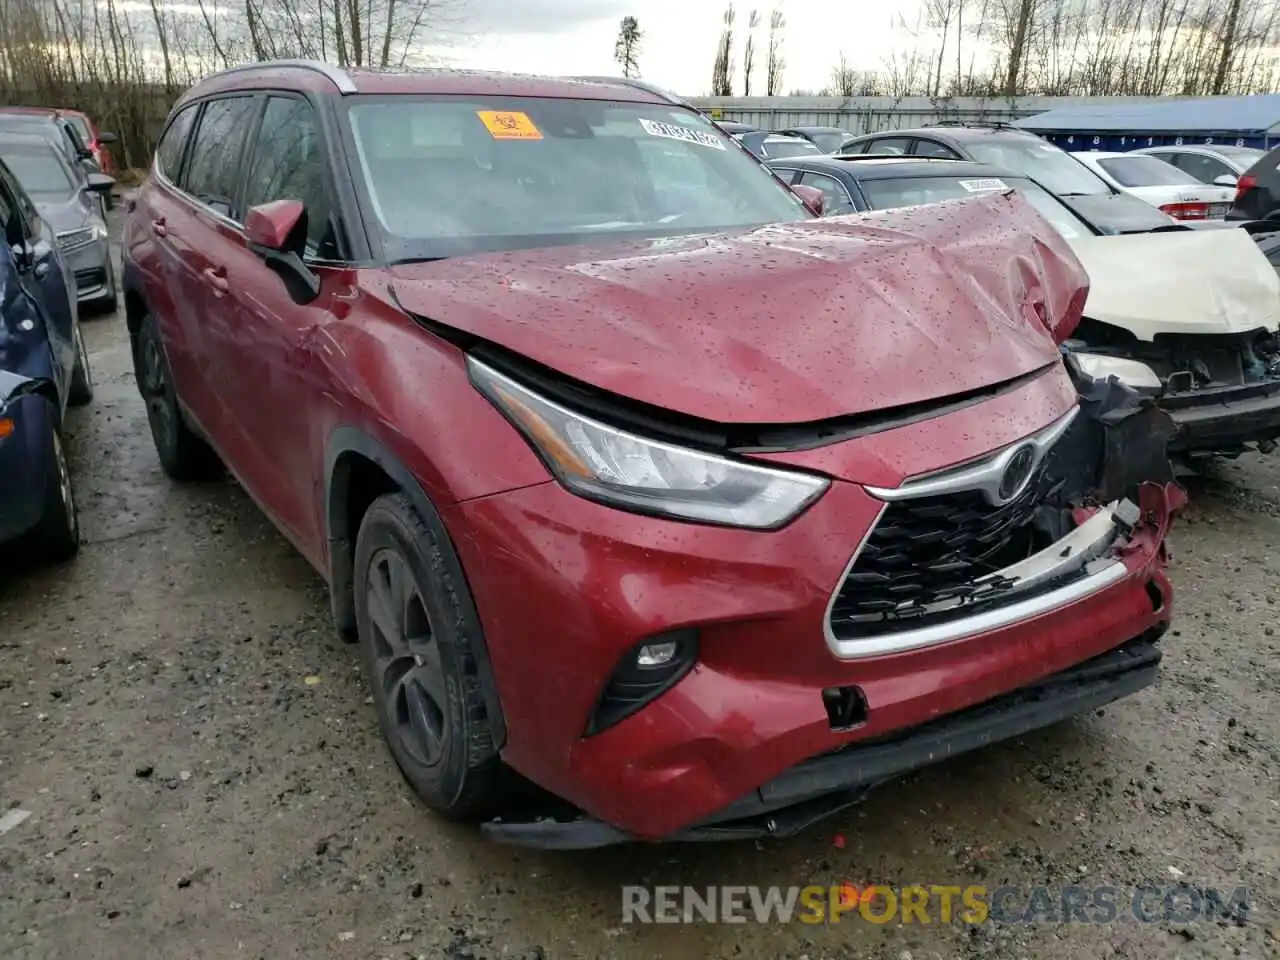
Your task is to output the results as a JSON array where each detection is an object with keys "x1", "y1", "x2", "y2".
[
  {"x1": 68, "y1": 324, "x2": 94, "y2": 407},
  {"x1": 26, "y1": 409, "x2": 80, "y2": 563},
  {"x1": 353, "y1": 492, "x2": 500, "y2": 819},
  {"x1": 132, "y1": 312, "x2": 221, "y2": 480}
]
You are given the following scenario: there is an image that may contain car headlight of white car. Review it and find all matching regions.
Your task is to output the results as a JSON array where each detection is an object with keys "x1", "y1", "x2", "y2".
[{"x1": 1070, "y1": 352, "x2": 1163, "y2": 391}]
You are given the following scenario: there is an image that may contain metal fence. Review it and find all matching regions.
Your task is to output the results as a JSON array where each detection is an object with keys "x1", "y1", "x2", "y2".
[{"x1": 685, "y1": 96, "x2": 1177, "y2": 136}]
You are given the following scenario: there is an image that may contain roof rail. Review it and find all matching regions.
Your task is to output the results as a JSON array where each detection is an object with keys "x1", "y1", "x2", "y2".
[
  {"x1": 925, "y1": 119, "x2": 1022, "y2": 131},
  {"x1": 209, "y1": 58, "x2": 357, "y2": 94},
  {"x1": 567, "y1": 75, "x2": 692, "y2": 109}
]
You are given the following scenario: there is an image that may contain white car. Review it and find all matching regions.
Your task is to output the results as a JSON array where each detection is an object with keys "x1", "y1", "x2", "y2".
[
  {"x1": 795, "y1": 157, "x2": 1280, "y2": 455},
  {"x1": 1132, "y1": 144, "x2": 1266, "y2": 188},
  {"x1": 1073, "y1": 150, "x2": 1235, "y2": 220}
]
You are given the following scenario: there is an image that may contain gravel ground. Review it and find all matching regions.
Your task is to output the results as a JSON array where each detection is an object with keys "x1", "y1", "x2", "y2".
[{"x1": 1, "y1": 235, "x2": 1278, "y2": 960}]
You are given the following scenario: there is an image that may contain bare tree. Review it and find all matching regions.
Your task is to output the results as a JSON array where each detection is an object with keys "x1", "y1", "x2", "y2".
[
  {"x1": 0, "y1": 0, "x2": 463, "y2": 173},
  {"x1": 614, "y1": 15, "x2": 642, "y2": 78},
  {"x1": 925, "y1": 0, "x2": 961, "y2": 95},
  {"x1": 766, "y1": 7, "x2": 786, "y2": 95},
  {"x1": 711, "y1": 3, "x2": 736, "y2": 96},
  {"x1": 742, "y1": 8, "x2": 760, "y2": 96}
]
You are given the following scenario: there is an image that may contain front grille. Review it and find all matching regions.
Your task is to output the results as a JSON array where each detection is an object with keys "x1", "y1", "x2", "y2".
[
  {"x1": 73, "y1": 267, "x2": 106, "y2": 290},
  {"x1": 830, "y1": 459, "x2": 1065, "y2": 639}
]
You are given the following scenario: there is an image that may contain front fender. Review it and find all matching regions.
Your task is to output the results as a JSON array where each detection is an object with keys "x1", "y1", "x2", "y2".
[{"x1": 323, "y1": 425, "x2": 508, "y2": 749}]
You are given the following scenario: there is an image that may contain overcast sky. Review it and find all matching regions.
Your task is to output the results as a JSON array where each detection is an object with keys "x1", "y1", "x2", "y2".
[{"x1": 434, "y1": 0, "x2": 928, "y2": 96}]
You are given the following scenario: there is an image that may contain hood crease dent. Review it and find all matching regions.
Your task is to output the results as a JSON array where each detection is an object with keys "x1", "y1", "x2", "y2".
[
  {"x1": 388, "y1": 191, "x2": 1090, "y2": 423},
  {"x1": 1069, "y1": 228, "x2": 1280, "y2": 340}
]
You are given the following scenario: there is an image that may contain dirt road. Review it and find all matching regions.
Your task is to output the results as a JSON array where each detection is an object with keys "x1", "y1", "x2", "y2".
[{"x1": 1, "y1": 262, "x2": 1278, "y2": 959}]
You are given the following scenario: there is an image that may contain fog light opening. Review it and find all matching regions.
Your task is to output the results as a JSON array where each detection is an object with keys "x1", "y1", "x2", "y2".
[
  {"x1": 1144, "y1": 579, "x2": 1166, "y2": 614},
  {"x1": 636, "y1": 640, "x2": 678, "y2": 667},
  {"x1": 584, "y1": 629, "x2": 699, "y2": 737},
  {"x1": 823, "y1": 685, "x2": 868, "y2": 731}
]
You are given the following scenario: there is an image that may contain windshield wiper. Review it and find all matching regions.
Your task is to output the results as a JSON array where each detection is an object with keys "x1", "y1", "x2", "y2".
[{"x1": 390, "y1": 256, "x2": 450, "y2": 266}]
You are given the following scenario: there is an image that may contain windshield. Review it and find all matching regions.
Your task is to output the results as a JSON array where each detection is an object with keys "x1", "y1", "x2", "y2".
[
  {"x1": 0, "y1": 146, "x2": 75, "y2": 200},
  {"x1": 859, "y1": 174, "x2": 1094, "y2": 240},
  {"x1": 964, "y1": 137, "x2": 1111, "y2": 196},
  {"x1": 346, "y1": 96, "x2": 808, "y2": 260},
  {"x1": 1096, "y1": 155, "x2": 1202, "y2": 187},
  {"x1": 760, "y1": 136, "x2": 824, "y2": 159}
]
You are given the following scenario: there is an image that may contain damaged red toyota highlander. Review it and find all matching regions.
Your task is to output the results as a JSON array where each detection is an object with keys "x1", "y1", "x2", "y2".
[{"x1": 122, "y1": 61, "x2": 1182, "y2": 847}]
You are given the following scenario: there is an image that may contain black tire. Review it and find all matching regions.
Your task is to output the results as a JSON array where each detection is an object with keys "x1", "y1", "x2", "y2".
[
  {"x1": 26, "y1": 406, "x2": 80, "y2": 563},
  {"x1": 132, "y1": 311, "x2": 221, "y2": 480},
  {"x1": 68, "y1": 324, "x2": 94, "y2": 407},
  {"x1": 353, "y1": 492, "x2": 500, "y2": 819}
]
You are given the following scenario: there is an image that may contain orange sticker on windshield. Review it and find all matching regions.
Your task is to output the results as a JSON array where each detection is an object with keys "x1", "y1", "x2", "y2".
[{"x1": 477, "y1": 110, "x2": 543, "y2": 140}]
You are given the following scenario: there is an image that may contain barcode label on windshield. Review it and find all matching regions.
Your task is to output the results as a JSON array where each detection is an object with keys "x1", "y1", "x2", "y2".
[
  {"x1": 639, "y1": 118, "x2": 726, "y2": 150},
  {"x1": 958, "y1": 178, "x2": 1009, "y2": 192}
]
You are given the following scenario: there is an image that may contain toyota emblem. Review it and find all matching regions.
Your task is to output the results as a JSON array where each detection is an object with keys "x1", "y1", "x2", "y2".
[{"x1": 997, "y1": 445, "x2": 1037, "y2": 502}]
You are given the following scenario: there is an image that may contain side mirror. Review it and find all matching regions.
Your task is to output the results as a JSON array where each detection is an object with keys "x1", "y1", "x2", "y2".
[
  {"x1": 792, "y1": 183, "x2": 827, "y2": 217},
  {"x1": 97, "y1": 131, "x2": 118, "y2": 145},
  {"x1": 245, "y1": 200, "x2": 321, "y2": 305},
  {"x1": 86, "y1": 172, "x2": 115, "y2": 193},
  {"x1": 1213, "y1": 172, "x2": 1239, "y2": 187}
]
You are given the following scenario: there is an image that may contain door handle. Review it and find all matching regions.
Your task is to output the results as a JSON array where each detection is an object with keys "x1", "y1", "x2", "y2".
[
  {"x1": 151, "y1": 218, "x2": 167, "y2": 237},
  {"x1": 202, "y1": 266, "x2": 229, "y2": 294},
  {"x1": 33, "y1": 261, "x2": 49, "y2": 280}
]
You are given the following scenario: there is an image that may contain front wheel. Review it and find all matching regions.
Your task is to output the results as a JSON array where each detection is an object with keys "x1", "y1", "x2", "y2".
[{"x1": 353, "y1": 492, "x2": 500, "y2": 819}]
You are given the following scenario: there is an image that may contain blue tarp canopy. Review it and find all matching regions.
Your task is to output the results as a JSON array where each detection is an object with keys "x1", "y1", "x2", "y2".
[{"x1": 1014, "y1": 95, "x2": 1280, "y2": 151}]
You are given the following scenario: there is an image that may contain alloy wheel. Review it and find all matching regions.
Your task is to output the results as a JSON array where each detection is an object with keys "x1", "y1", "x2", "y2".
[
  {"x1": 365, "y1": 548, "x2": 448, "y2": 767},
  {"x1": 139, "y1": 332, "x2": 174, "y2": 452},
  {"x1": 51, "y1": 429, "x2": 78, "y2": 538}
]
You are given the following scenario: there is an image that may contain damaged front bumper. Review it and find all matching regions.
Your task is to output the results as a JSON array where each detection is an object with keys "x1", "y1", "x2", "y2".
[{"x1": 473, "y1": 379, "x2": 1184, "y2": 850}]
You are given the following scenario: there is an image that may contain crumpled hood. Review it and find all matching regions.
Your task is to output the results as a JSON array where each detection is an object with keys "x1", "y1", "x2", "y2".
[
  {"x1": 388, "y1": 191, "x2": 1088, "y2": 423},
  {"x1": 1068, "y1": 228, "x2": 1280, "y2": 339}
]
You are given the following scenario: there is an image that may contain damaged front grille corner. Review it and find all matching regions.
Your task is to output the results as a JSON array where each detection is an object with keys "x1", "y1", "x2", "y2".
[{"x1": 825, "y1": 379, "x2": 1181, "y2": 659}]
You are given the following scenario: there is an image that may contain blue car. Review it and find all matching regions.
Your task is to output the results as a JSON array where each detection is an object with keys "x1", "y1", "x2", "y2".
[{"x1": 0, "y1": 153, "x2": 93, "y2": 563}]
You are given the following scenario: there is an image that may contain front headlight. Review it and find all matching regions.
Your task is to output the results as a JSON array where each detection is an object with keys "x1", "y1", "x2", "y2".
[
  {"x1": 468, "y1": 358, "x2": 830, "y2": 529},
  {"x1": 1070, "y1": 352, "x2": 1163, "y2": 391}
]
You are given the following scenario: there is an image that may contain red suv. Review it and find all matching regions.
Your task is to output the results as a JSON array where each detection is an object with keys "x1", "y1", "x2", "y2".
[{"x1": 121, "y1": 60, "x2": 1182, "y2": 847}]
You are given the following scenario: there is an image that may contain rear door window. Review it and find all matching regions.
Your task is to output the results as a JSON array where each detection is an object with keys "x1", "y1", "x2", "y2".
[
  {"x1": 181, "y1": 96, "x2": 259, "y2": 220},
  {"x1": 156, "y1": 104, "x2": 199, "y2": 183},
  {"x1": 868, "y1": 137, "x2": 912, "y2": 155},
  {"x1": 914, "y1": 139, "x2": 962, "y2": 158}
]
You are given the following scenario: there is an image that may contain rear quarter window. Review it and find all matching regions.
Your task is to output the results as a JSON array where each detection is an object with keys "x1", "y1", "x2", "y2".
[{"x1": 156, "y1": 104, "x2": 199, "y2": 181}]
